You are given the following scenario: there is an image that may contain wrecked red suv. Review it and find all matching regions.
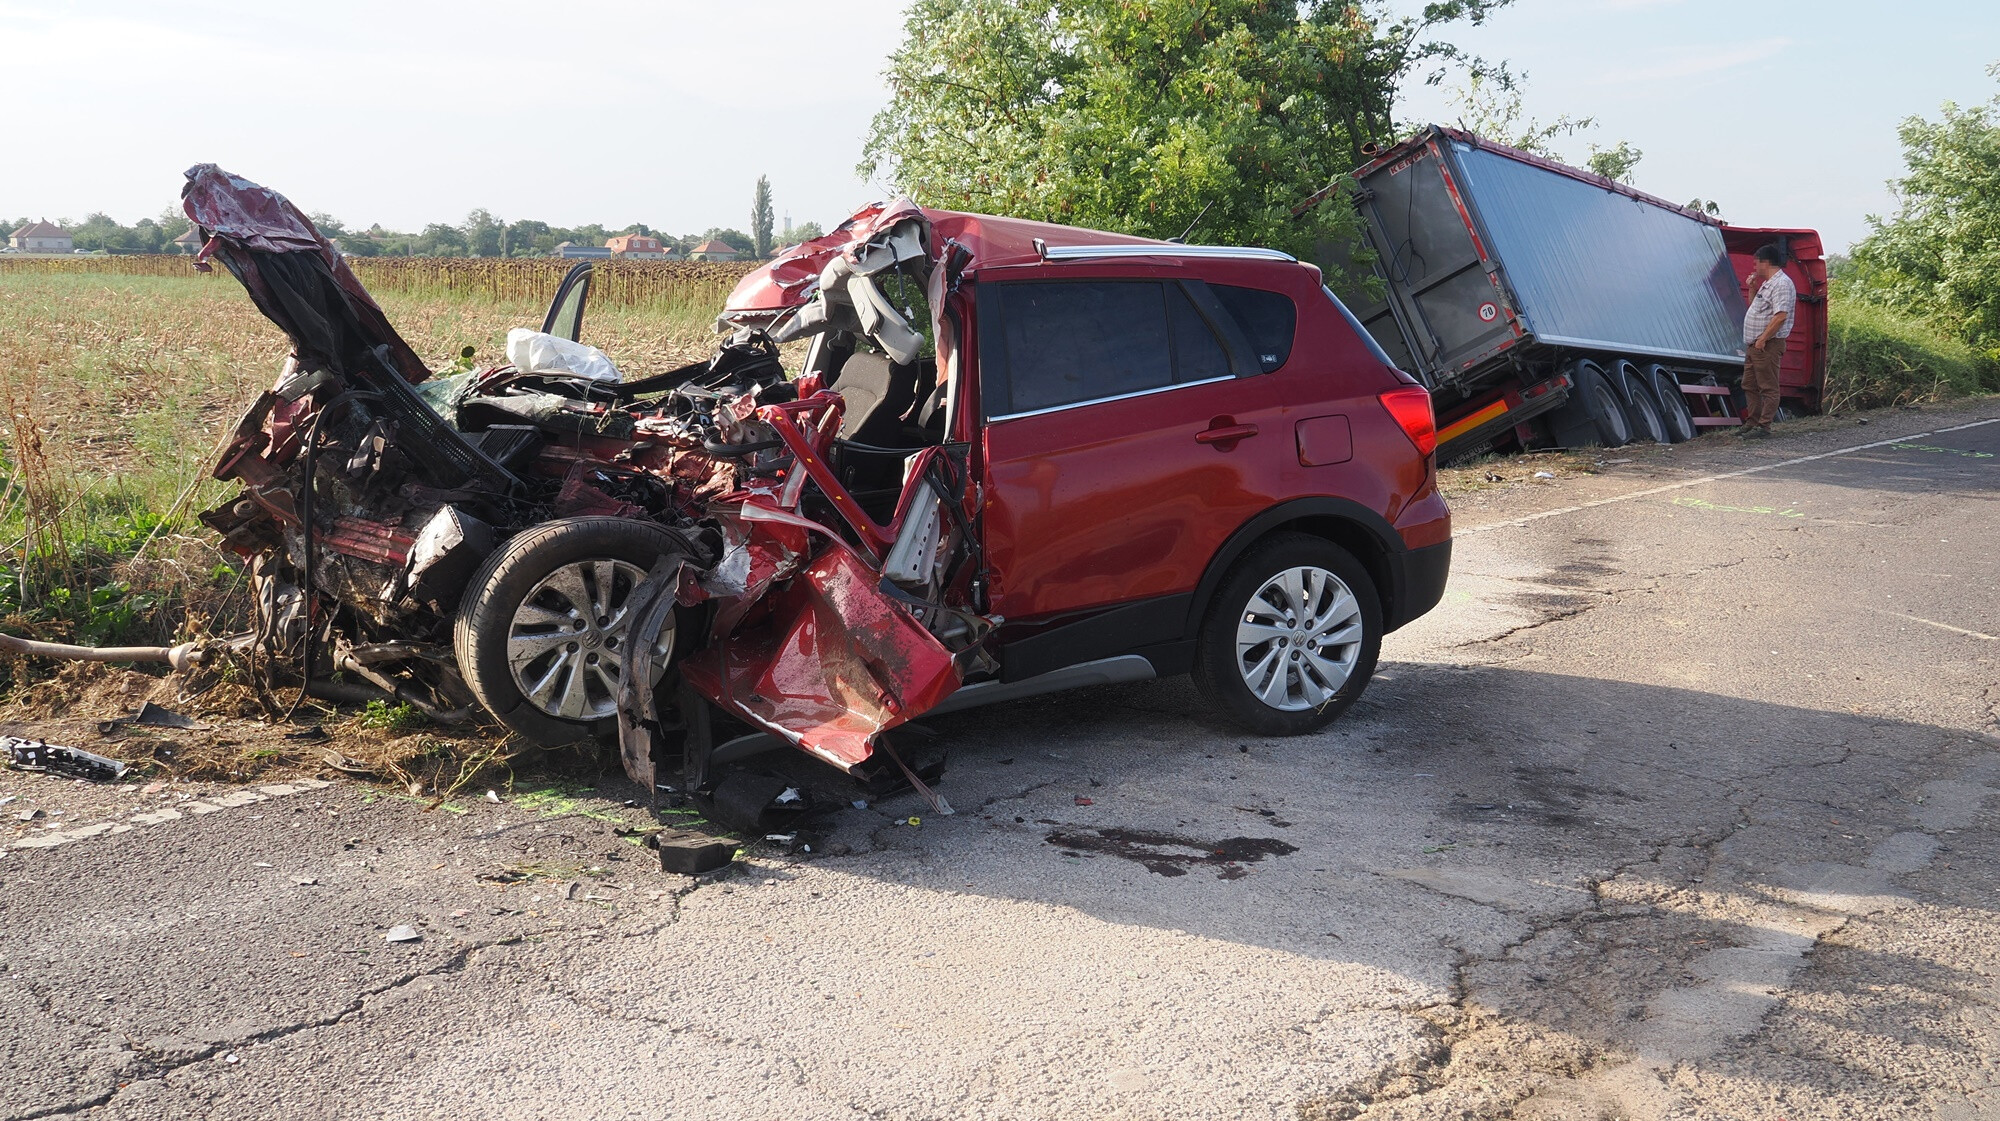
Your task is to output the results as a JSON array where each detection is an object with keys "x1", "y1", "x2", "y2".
[{"x1": 183, "y1": 168, "x2": 1449, "y2": 800}]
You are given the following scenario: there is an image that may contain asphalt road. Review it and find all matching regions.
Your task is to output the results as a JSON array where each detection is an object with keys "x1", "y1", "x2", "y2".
[{"x1": 4, "y1": 402, "x2": 1998, "y2": 1120}]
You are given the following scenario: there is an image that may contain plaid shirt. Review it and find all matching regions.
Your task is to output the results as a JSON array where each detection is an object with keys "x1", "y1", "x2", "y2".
[{"x1": 1744, "y1": 270, "x2": 1796, "y2": 344}]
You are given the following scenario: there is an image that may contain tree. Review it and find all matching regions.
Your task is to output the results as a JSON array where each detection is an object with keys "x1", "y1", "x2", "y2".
[
  {"x1": 779, "y1": 219, "x2": 824, "y2": 245},
  {"x1": 1849, "y1": 66, "x2": 2000, "y2": 351},
  {"x1": 751, "y1": 175, "x2": 775, "y2": 259},
  {"x1": 701, "y1": 227, "x2": 754, "y2": 252},
  {"x1": 462, "y1": 209, "x2": 504, "y2": 257},
  {"x1": 859, "y1": 0, "x2": 1515, "y2": 270},
  {"x1": 1448, "y1": 72, "x2": 1592, "y2": 155},
  {"x1": 1585, "y1": 140, "x2": 1642, "y2": 183},
  {"x1": 414, "y1": 223, "x2": 468, "y2": 256}
]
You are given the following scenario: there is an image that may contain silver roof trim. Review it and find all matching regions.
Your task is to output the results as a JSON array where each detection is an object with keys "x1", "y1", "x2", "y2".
[{"x1": 1041, "y1": 243, "x2": 1297, "y2": 263}]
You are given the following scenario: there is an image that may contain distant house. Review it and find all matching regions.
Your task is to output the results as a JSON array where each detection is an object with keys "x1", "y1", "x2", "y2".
[
  {"x1": 554, "y1": 241, "x2": 612, "y2": 259},
  {"x1": 605, "y1": 234, "x2": 676, "y2": 259},
  {"x1": 688, "y1": 238, "x2": 741, "y2": 262},
  {"x1": 8, "y1": 220, "x2": 73, "y2": 253},
  {"x1": 172, "y1": 228, "x2": 204, "y2": 254}
]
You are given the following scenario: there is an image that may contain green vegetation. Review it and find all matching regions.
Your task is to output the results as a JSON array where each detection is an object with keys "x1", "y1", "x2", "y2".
[
  {"x1": 357, "y1": 700, "x2": 428, "y2": 734},
  {"x1": 1830, "y1": 64, "x2": 2000, "y2": 408},
  {"x1": 751, "y1": 176, "x2": 775, "y2": 260},
  {"x1": 860, "y1": 0, "x2": 1514, "y2": 271},
  {"x1": 1825, "y1": 297, "x2": 1995, "y2": 413},
  {"x1": 1846, "y1": 65, "x2": 2000, "y2": 360}
]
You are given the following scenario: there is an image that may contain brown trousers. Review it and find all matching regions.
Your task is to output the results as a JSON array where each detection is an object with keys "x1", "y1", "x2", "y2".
[{"x1": 1742, "y1": 338, "x2": 1784, "y2": 427}]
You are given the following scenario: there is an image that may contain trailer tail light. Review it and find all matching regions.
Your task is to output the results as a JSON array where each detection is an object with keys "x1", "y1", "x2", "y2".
[{"x1": 1378, "y1": 386, "x2": 1437, "y2": 457}]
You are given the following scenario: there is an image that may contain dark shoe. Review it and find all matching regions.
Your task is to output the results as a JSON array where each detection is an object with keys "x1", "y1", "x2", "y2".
[{"x1": 1741, "y1": 424, "x2": 1770, "y2": 439}]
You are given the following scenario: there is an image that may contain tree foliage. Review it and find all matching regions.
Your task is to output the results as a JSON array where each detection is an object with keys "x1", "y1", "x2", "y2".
[
  {"x1": 751, "y1": 176, "x2": 775, "y2": 259},
  {"x1": 859, "y1": 0, "x2": 1514, "y2": 266},
  {"x1": 1447, "y1": 72, "x2": 1591, "y2": 156},
  {"x1": 1848, "y1": 66, "x2": 2000, "y2": 353},
  {"x1": 1584, "y1": 140, "x2": 1642, "y2": 184}
]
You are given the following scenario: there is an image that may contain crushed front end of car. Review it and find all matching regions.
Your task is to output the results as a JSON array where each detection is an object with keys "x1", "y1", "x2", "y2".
[{"x1": 183, "y1": 166, "x2": 986, "y2": 805}]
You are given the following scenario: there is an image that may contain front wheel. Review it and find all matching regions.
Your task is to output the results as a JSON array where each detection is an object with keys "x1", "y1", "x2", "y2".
[
  {"x1": 454, "y1": 517, "x2": 691, "y2": 746},
  {"x1": 1191, "y1": 533, "x2": 1383, "y2": 736}
]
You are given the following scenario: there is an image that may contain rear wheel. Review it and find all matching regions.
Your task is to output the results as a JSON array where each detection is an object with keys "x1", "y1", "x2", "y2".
[
  {"x1": 1191, "y1": 533, "x2": 1382, "y2": 736},
  {"x1": 1572, "y1": 361, "x2": 1632, "y2": 447},
  {"x1": 1611, "y1": 360, "x2": 1667, "y2": 444},
  {"x1": 455, "y1": 517, "x2": 690, "y2": 746},
  {"x1": 1645, "y1": 364, "x2": 1698, "y2": 443}
]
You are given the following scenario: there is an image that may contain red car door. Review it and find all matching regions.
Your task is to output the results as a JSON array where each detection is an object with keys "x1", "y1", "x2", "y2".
[{"x1": 976, "y1": 274, "x2": 1290, "y2": 623}]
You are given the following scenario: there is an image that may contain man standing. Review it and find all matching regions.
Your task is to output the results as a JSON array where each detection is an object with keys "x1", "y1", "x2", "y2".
[{"x1": 1739, "y1": 243, "x2": 1795, "y2": 437}]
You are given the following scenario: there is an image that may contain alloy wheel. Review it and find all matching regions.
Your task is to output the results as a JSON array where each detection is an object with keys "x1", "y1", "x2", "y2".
[
  {"x1": 505, "y1": 559, "x2": 670, "y2": 721},
  {"x1": 1234, "y1": 565, "x2": 1364, "y2": 711}
]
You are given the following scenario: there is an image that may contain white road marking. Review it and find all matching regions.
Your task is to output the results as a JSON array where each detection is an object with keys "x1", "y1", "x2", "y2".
[
  {"x1": 1868, "y1": 608, "x2": 2000, "y2": 642},
  {"x1": 1462, "y1": 415, "x2": 2000, "y2": 536},
  {"x1": 5, "y1": 778, "x2": 332, "y2": 852}
]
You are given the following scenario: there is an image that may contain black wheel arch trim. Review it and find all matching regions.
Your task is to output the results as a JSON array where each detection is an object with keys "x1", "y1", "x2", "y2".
[{"x1": 1186, "y1": 497, "x2": 1428, "y2": 637}]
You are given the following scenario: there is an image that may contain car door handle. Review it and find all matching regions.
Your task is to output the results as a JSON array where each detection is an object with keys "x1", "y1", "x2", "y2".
[{"x1": 1196, "y1": 423, "x2": 1259, "y2": 445}]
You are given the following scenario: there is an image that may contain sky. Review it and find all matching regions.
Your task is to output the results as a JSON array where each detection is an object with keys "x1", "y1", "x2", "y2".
[{"x1": 2, "y1": 0, "x2": 1994, "y2": 251}]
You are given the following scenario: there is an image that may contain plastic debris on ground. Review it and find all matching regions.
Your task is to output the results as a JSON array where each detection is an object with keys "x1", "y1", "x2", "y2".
[
  {"x1": 3, "y1": 737, "x2": 129, "y2": 782},
  {"x1": 384, "y1": 925, "x2": 423, "y2": 943},
  {"x1": 653, "y1": 830, "x2": 737, "y2": 876}
]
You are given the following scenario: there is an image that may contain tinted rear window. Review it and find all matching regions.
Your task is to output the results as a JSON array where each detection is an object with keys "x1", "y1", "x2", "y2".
[
  {"x1": 1212, "y1": 284, "x2": 1296, "y2": 372},
  {"x1": 980, "y1": 280, "x2": 1242, "y2": 417},
  {"x1": 988, "y1": 282, "x2": 1172, "y2": 415}
]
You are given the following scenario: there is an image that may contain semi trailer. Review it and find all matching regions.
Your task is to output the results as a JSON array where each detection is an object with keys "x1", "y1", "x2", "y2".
[{"x1": 1311, "y1": 126, "x2": 1828, "y2": 463}]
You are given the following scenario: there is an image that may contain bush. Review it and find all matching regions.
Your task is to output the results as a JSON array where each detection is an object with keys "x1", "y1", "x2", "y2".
[{"x1": 1824, "y1": 297, "x2": 1997, "y2": 413}]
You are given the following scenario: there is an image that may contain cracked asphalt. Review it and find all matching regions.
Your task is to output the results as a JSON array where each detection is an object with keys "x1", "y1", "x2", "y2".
[{"x1": 4, "y1": 401, "x2": 1998, "y2": 1120}]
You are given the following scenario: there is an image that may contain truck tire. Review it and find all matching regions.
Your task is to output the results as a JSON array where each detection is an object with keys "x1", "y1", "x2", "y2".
[
  {"x1": 1191, "y1": 532, "x2": 1382, "y2": 736},
  {"x1": 1575, "y1": 361, "x2": 1632, "y2": 447},
  {"x1": 1611, "y1": 360, "x2": 1668, "y2": 444},
  {"x1": 454, "y1": 517, "x2": 690, "y2": 746},
  {"x1": 1644, "y1": 364, "x2": 1698, "y2": 442}
]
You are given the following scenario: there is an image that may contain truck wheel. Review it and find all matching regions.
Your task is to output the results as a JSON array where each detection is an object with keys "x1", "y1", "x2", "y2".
[
  {"x1": 1574, "y1": 361, "x2": 1632, "y2": 447},
  {"x1": 1191, "y1": 533, "x2": 1382, "y2": 736},
  {"x1": 1644, "y1": 364, "x2": 1697, "y2": 442},
  {"x1": 454, "y1": 517, "x2": 690, "y2": 746},
  {"x1": 1611, "y1": 360, "x2": 1668, "y2": 444}
]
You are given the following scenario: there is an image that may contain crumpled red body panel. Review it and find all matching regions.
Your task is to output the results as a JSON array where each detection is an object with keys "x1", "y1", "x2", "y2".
[
  {"x1": 723, "y1": 198, "x2": 928, "y2": 315},
  {"x1": 679, "y1": 533, "x2": 961, "y2": 772}
]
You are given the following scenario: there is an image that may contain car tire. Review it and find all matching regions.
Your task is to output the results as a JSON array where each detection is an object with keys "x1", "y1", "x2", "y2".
[
  {"x1": 1645, "y1": 364, "x2": 1698, "y2": 443},
  {"x1": 1191, "y1": 532, "x2": 1383, "y2": 736},
  {"x1": 454, "y1": 517, "x2": 691, "y2": 746},
  {"x1": 1611, "y1": 360, "x2": 1667, "y2": 444}
]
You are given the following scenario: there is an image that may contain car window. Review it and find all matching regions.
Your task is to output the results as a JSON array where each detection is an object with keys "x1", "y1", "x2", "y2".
[
  {"x1": 1212, "y1": 284, "x2": 1296, "y2": 372},
  {"x1": 1167, "y1": 284, "x2": 1233, "y2": 383},
  {"x1": 984, "y1": 281, "x2": 1173, "y2": 416}
]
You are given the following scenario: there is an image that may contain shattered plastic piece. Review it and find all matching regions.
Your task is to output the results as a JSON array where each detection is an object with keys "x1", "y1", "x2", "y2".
[
  {"x1": 852, "y1": 801, "x2": 869, "y2": 810},
  {"x1": 132, "y1": 702, "x2": 197, "y2": 729},
  {"x1": 1074, "y1": 796, "x2": 1095, "y2": 806},
  {"x1": 485, "y1": 790, "x2": 501, "y2": 804},
  {"x1": 384, "y1": 925, "x2": 423, "y2": 943},
  {"x1": 293, "y1": 876, "x2": 318, "y2": 886},
  {"x1": 4, "y1": 737, "x2": 128, "y2": 782},
  {"x1": 1534, "y1": 470, "x2": 1555, "y2": 479},
  {"x1": 903, "y1": 816, "x2": 922, "y2": 827}
]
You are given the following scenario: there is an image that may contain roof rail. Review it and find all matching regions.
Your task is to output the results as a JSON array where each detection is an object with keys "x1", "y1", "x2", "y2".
[{"x1": 1039, "y1": 243, "x2": 1297, "y2": 263}]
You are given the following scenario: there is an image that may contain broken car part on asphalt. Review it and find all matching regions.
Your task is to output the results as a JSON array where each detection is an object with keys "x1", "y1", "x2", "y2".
[{"x1": 4, "y1": 737, "x2": 130, "y2": 782}]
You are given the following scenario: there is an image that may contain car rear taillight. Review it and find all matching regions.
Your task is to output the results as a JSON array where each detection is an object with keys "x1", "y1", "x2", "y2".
[{"x1": 1378, "y1": 386, "x2": 1437, "y2": 458}]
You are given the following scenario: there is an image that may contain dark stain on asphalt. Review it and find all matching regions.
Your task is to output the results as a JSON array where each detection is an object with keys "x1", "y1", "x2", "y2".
[{"x1": 1046, "y1": 826, "x2": 1298, "y2": 879}]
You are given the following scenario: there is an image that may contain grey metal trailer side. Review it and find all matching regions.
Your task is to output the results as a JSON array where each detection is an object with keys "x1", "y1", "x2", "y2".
[{"x1": 1322, "y1": 126, "x2": 1752, "y2": 461}]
